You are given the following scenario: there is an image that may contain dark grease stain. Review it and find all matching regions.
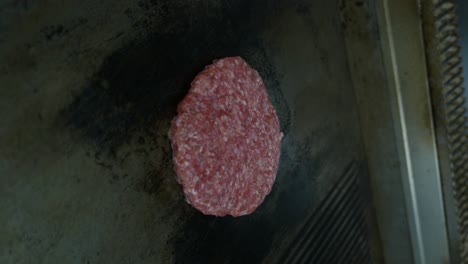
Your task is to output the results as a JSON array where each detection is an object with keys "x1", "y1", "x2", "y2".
[
  {"x1": 41, "y1": 24, "x2": 65, "y2": 40},
  {"x1": 296, "y1": 2, "x2": 311, "y2": 16},
  {"x1": 60, "y1": 0, "x2": 290, "y2": 154},
  {"x1": 105, "y1": 31, "x2": 124, "y2": 42},
  {"x1": 41, "y1": 18, "x2": 87, "y2": 41},
  {"x1": 59, "y1": 0, "x2": 294, "y2": 262},
  {"x1": 136, "y1": 145, "x2": 173, "y2": 194},
  {"x1": 355, "y1": 1, "x2": 364, "y2": 7},
  {"x1": 171, "y1": 216, "x2": 274, "y2": 264}
]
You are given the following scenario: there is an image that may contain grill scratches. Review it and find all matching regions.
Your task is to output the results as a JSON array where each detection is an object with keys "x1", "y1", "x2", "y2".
[{"x1": 278, "y1": 161, "x2": 372, "y2": 264}]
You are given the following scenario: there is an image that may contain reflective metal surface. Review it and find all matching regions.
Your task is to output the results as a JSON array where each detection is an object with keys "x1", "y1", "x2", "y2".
[
  {"x1": 343, "y1": 0, "x2": 466, "y2": 263},
  {"x1": 377, "y1": 0, "x2": 451, "y2": 262}
]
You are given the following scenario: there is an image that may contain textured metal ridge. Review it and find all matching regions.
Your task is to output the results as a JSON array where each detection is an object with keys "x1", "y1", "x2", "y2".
[
  {"x1": 422, "y1": 0, "x2": 468, "y2": 262},
  {"x1": 278, "y1": 161, "x2": 371, "y2": 264}
]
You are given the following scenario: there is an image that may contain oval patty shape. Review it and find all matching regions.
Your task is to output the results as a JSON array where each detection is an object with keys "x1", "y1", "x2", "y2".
[{"x1": 170, "y1": 57, "x2": 283, "y2": 217}]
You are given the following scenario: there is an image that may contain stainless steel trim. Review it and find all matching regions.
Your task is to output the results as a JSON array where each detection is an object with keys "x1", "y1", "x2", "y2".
[{"x1": 376, "y1": 0, "x2": 451, "y2": 263}]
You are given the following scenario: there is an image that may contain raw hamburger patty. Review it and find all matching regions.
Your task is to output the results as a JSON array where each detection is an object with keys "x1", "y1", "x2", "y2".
[{"x1": 170, "y1": 57, "x2": 283, "y2": 217}]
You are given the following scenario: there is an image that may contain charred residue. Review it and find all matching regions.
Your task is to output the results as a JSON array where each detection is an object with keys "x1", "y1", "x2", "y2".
[
  {"x1": 40, "y1": 17, "x2": 88, "y2": 41},
  {"x1": 60, "y1": 0, "x2": 289, "y2": 155},
  {"x1": 58, "y1": 0, "x2": 293, "y2": 261}
]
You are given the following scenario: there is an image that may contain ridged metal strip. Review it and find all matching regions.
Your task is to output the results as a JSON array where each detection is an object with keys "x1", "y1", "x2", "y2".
[
  {"x1": 423, "y1": 0, "x2": 468, "y2": 262},
  {"x1": 278, "y1": 161, "x2": 371, "y2": 264}
]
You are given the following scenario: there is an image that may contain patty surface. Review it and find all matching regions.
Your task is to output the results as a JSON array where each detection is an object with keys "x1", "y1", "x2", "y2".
[{"x1": 170, "y1": 56, "x2": 282, "y2": 217}]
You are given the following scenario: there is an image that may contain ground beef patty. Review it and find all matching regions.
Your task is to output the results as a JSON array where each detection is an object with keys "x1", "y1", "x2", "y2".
[{"x1": 170, "y1": 56, "x2": 283, "y2": 217}]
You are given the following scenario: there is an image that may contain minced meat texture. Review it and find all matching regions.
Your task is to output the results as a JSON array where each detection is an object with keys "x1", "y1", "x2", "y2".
[{"x1": 170, "y1": 56, "x2": 283, "y2": 217}]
